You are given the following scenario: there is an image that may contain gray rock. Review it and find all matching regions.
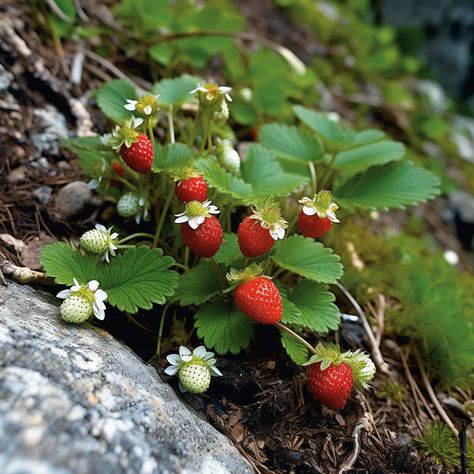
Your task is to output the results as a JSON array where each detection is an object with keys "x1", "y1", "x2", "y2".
[
  {"x1": 0, "y1": 281, "x2": 252, "y2": 474},
  {"x1": 30, "y1": 106, "x2": 69, "y2": 157},
  {"x1": 32, "y1": 186, "x2": 53, "y2": 205},
  {"x1": 53, "y1": 181, "x2": 92, "y2": 217}
]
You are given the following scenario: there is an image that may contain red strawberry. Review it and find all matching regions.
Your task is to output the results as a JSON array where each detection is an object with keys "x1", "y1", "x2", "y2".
[
  {"x1": 306, "y1": 362, "x2": 353, "y2": 410},
  {"x1": 234, "y1": 276, "x2": 282, "y2": 324},
  {"x1": 181, "y1": 216, "x2": 223, "y2": 258},
  {"x1": 111, "y1": 161, "x2": 125, "y2": 176},
  {"x1": 298, "y1": 211, "x2": 333, "y2": 239},
  {"x1": 237, "y1": 216, "x2": 275, "y2": 257},
  {"x1": 176, "y1": 176, "x2": 208, "y2": 203},
  {"x1": 120, "y1": 134, "x2": 154, "y2": 173}
]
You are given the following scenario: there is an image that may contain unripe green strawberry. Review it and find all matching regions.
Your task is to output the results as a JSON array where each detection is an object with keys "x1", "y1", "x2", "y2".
[
  {"x1": 117, "y1": 193, "x2": 140, "y2": 218},
  {"x1": 80, "y1": 229, "x2": 108, "y2": 254},
  {"x1": 178, "y1": 362, "x2": 212, "y2": 394},
  {"x1": 60, "y1": 295, "x2": 93, "y2": 324}
]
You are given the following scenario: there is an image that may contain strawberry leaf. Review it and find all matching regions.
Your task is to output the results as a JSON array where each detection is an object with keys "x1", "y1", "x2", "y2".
[
  {"x1": 272, "y1": 235, "x2": 343, "y2": 284},
  {"x1": 259, "y1": 124, "x2": 324, "y2": 162},
  {"x1": 290, "y1": 280, "x2": 340, "y2": 333},
  {"x1": 152, "y1": 142, "x2": 195, "y2": 172},
  {"x1": 95, "y1": 79, "x2": 136, "y2": 124},
  {"x1": 194, "y1": 299, "x2": 254, "y2": 354},
  {"x1": 214, "y1": 233, "x2": 244, "y2": 266},
  {"x1": 152, "y1": 74, "x2": 201, "y2": 107},
  {"x1": 335, "y1": 161, "x2": 441, "y2": 210},
  {"x1": 175, "y1": 261, "x2": 221, "y2": 306},
  {"x1": 41, "y1": 242, "x2": 97, "y2": 285},
  {"x1": 280, "y1": 331, "x2": 309, "y2": 366}
]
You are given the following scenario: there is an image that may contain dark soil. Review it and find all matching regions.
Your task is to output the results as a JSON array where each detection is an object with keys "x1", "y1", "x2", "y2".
[{"x1": 0, "y1": 2, "x2": 467, "y2": 473}]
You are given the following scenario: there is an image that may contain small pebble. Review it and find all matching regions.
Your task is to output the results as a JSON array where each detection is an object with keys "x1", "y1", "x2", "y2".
[
  {"x1": 54, "y1": 181, "x2": 92, "y2": 217},
  {"x1": 33, "y1": 186, "x2": 53, "y2": 204}
]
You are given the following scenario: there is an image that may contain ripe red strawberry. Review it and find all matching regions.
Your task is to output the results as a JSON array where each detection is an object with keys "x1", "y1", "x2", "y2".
[
  {"x1": 120, "y1": 134, "x2": 153, "y2": 173},
  {"x1": 111, "y1": 161, "x2": 125, "y2": 176},
  {"x1": 306, "y1": 362, "x2": 353, "y2": 410},
  {"x1": 234, "y1": 276, "x2": 282, "y2": 324},
  {"x1": 181, "y1": 216, "x2": 223, "y2": 258},
  {"x1": 176, "y1": 176, "x2": 208, "y2": 203},
  {"x1": 298, "y1": 211, "x2": 333, "y2": 239},
  {"x1": 238, "y1": 216, "x2": 275, "y2": 257}
]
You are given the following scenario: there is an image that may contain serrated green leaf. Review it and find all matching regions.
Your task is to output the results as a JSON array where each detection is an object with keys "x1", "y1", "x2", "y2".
[
  {"x1": 280, "y1": 289, "x2": 304, "y2": 324},
  {"x1": 95, "y1": 80, "x2": 136, "y2": 124},
  {"x1": 259, "y1": 124, "x2": 324, "y2": 162},
  {"x1": 334, "y1": 140, "x2": 405, "y2": 177},
  {"x1": 41, "y1": 242, "x2": 97, "y2": 285},
  {"x1": 97, "y1": 246, "x2": 178, "y2": 313},
  {"x1": 195, "y1": 157, "x2": 253, "y2": 203},
  {"x1": 335, "y1": 161, "x2": 441, "y2": 210},
  {"x1": 152, "y1": 74, "x2": 201, "y2": 107},
  {"x1": 352, "y1": 129, "x2": 385, "y2": 145},
  {"x1": 148, "y1": 43, "x2": 173, "y2": 66},
  {"x1": 241, "y1": 145, "x2": 309, "y2": 197},
  {"x1": 214, "y1": 233, "x2": 244, "y2": 265},
  {"x1": 290, "y1": 280, "x2": 340, "y2": 333},
  {"x1": 175, "y1": 261, "x2": 220, "y2": 306},
  {"x1": 152, "y1": 142, "x2": 195, "y2": 172},
  {"x1": 272, "y1": 235, "x2": 343, "y2": 283},
  {"x1": 194, "y1": 299, "x2": 254, "y2": 355},
  {"x1": 280, "y1": 331, "x2": 309, "y2": 366},
  {"x1": 61, "y1": 136, "x2": 115, "y2": 178},
  {"x1": 293, "y1": 105, "x2": 353, "y2": 148}
]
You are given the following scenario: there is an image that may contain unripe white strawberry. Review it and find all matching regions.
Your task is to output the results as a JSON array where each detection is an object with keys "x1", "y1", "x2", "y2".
[
  {"x1": 213, "y1": 100, "x2": 229, "y2": 124},
  {"x1": 217, "y1": 140, "x2": 240, "y2": 175},
  {"x1": 60, "y1": 295, "x2": 93, "y2": 324},
  {"x1": 117, "y1": 193, "x2": 140, "y2": 218},
  {"x1": 80, "y1": 229, "x2": 108, "y2": 254},
  {"x1": 178, "y1": 362, "x2": 212, "y2": 394}
]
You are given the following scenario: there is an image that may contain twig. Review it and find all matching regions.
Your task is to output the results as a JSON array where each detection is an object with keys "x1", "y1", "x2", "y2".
[
  {"x1": 335, "y1": 282, "x2": 390, "y2": 374},
  {"x1": 0, "y1": 261, "x2": 52, "y2": 284},
  {"x1": 45, "y1": 0, "x2": 74, "y2": 23},
  {"x1": 412, "y1": 346, "x2": 458, "y2": 436},
  {"x1": 367, "y1": 294, "x2": 386, "y2": 348}
]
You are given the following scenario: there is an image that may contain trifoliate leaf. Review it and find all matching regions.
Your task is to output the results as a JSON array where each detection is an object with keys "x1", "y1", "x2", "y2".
[
  {"x1": 280, "y1": 331, "x2": 309, "y2": 366},
  {"x1": 61, "y1": 136, "x2": 115, "y2": 178},
  {"x1": 293, "y1": 105, "x2": 353, "y2": 148},
  {"x1": 152, "y1": 74, "x2": 201, "y2": 107},
  {"x1": 241, "y1": 145, "x2": 309, "y2": 197},
  {"x1": 152, "y1": 142, "x2": 195, "y2": 172},
  {"x1": 214, "y1": 233, "x2": 244, "y2": 266},
  {"x1": 290, "y1": 280, "x2": 340, "y2": 333},
  {"x1": 334, "y1": 140, "x2": 405, "y2": 178},
  {"x1": 280, "y1": 290, "x2": 303, "y2": 324},
  {"x1": 334, "y1": 161, "x2": 441, "y2": 210},
  {"x1": 97, "y1": 246, "x2": 178, "y2": 312},
  {"x1": 194, "y1": 299, "x2": 254, "y2": 355},
  {"x1": 95, "y1": 79, "x2": 136, "y2": 124},
  {"x1": 175, "y1": 261, "x2": 221, "y2": 306},
  {"x1": 272, "y1": 235, "x2": 343, "y2": 284},
  {"x1": 195, "y1": 157, "x2": 253, "y2": 204},
  {"x1": 259, "y1": 124, "x2": 324, "y2": 162},
  {"x1": 41, "y1": 242, "x2": 97, "y2": 285}
]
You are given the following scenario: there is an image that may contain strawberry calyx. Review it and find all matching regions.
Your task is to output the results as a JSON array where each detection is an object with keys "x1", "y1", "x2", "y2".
[
  {"x1": 303, "y1": 343, "x2": 375, "y2": 390},
  {"x1": 172, "y1": 167, "x2": 202, "y2": 182},
  {"x1": 225, "y1": 264, "x2": 265, "y2": 292},
  {"x1": 299, "y1": 190, "x2": 340, "y2": 223},
  {"x1": 249, "y1": 196, "x2": 288, "y2": 240},
  {"x1": 108, "y1": 117, "x2": 144, "y2": 150}
]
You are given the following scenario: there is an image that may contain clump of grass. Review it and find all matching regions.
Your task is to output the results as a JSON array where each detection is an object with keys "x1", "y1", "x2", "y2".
[{"x1": 416, "y1": 422, "x2": 459, "y2": 467}]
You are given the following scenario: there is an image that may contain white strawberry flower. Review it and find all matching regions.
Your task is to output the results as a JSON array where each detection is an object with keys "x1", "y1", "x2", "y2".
[
  {"x1": 250, "y1": 196, "x2": 288, "y2": 241},
  {"x1": 190, "y1": 83, "x2": 232, "y2": 102},
  {"x1": 124, "y1": 94, "x2": 160, "y2": 116},
  {"x1": 165, "y1": 345, "x2": 222, "y2": 393},
  {"x1": 174, "y1": 200, "x2": 220, "y2": 230},
  {"x1": 57, "y1": 279, "x2": 108, "y2": 321},
  {"x1": 299, "y1": 190, "x2": 340, "y2": 223}
]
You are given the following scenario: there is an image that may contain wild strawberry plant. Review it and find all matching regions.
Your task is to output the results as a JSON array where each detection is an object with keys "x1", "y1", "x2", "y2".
[{"x1": 41, "y1": 75, "x2": 440, "y2": 407}]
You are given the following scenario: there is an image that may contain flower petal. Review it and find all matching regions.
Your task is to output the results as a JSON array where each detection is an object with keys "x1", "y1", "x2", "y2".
[
  {"x1": 210, "y1": 366, "x2": 223, "y2": 377},
  {"x1": 179, "y1": 346, "x2": 192, "y2": 357},
  {"x1": 93, "y1": 303, "x2": 105, "y2": 321},
  {"x1": 188, "y1": 216, "x2": 205, "y2": 229},
  {"x1": 88, "y1": 280, "x2": 100, "y2": 292},
  {"x1": 95, "y1": 223, "x2": 107, "y2": 232},
  {"x1": 56, "y1": 289, "x2": 72, "y2": 299},
  {"x1": 143, "y1": 105, "x2": 152, "y2": 115},
  {"x1": 193, "y1": 346, "x2": 207, "y2": 358},
  {"x1": 124, "y1": 103, "x2": 136, "y2": 111},
  {"x1": 94, "y1": 289, "x2": 108, "y2": 302},
  {"x1": 174, "y1": 215, "x2": 189, "y2": 224},
  {"x1": 166, "y1": 354, "x2": 181, "y2": 365},
  {"x1": 303, "y1": 206, "x2": 317, "y2": 216},
  {"x1": 164, "y1": 365, "x2": 180, "y2": 376},
  {"x1": 181, "y1": 355, "x2": 193, "y2": 363},
  {"x1": 178, "y1": 380, "x2": 187, "y2": 393}
]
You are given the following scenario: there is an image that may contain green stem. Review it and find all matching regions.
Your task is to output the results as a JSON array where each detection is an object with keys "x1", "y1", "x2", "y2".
[
  {"x1": 116, "y1": 244, "x2": 135, "y2": 249},
  {"x1": 275, "y1": 322, "x2": 317, "y2": 355},
  {"x1": 318, "y1": 154, "x2": 337, "y2": 190},
  {"x1": 308, "y1": 161, "x2": 318, "y2": 194},
  {"x1": 286, "y1": 214, "x2": 298, "y2": 236},
  {"x1": 211, "y1": 257, "x2": 227, "y2": 290},
  {"x1": 271, "y1": 267, "x2": 285, "y2": 279},
  {"x1": 167, "y1": 106, "x2": 175, "y2": 144},
  {"x1": 117, "y1": 233, "x2": 155, "y2": 244},
  {"x1": 184, "y1": 247, "x2": 190, "y2": 269},
  {"x1": 174, "y1": 262, "x2": 188, "y2": 271},
  {"x1": 153, "y1": 184, "x2": 175, "y2": 248},
  {"x1": 156, "y1": 302, "x2": 172, "y2": 358},
  {"x1": 113, "y1": 176, "x2": 139, "y2": 193},
  {"x1": 147, "y1": 119, "x2": 156, "y2": 155}
]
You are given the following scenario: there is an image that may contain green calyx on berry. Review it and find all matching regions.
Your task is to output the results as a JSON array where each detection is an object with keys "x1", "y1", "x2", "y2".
[
  {"x1": 124, "y1": 94, "x2": 160, "y2": 117},
  {"x1": 174, "y1": 200, "x2": 220, "y2": 229},
  {"x1": 80, "y1": 224, "x2": 119, "y2": 263},
  {"x1": 108, "y1": 117, "x2": 144, "y2": 150},
  {"x1": 172, "y1": 167, "x2": 201, "y2": 182},
  {"x1": 165, "y1": 345, "x2": 222, "y2": 394},
  {"x1": 250, "y1": 196, "x2": 288, "y2": 240},
  {"x1": 225, "y1": 264, "x2": 264, "y2": 292},
  {"x1": 303, "y1": 343, "x2": 375, "y2": 390},
  {"x1": 299, "y1": 190, "x2": 340, "y2": 223}
]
